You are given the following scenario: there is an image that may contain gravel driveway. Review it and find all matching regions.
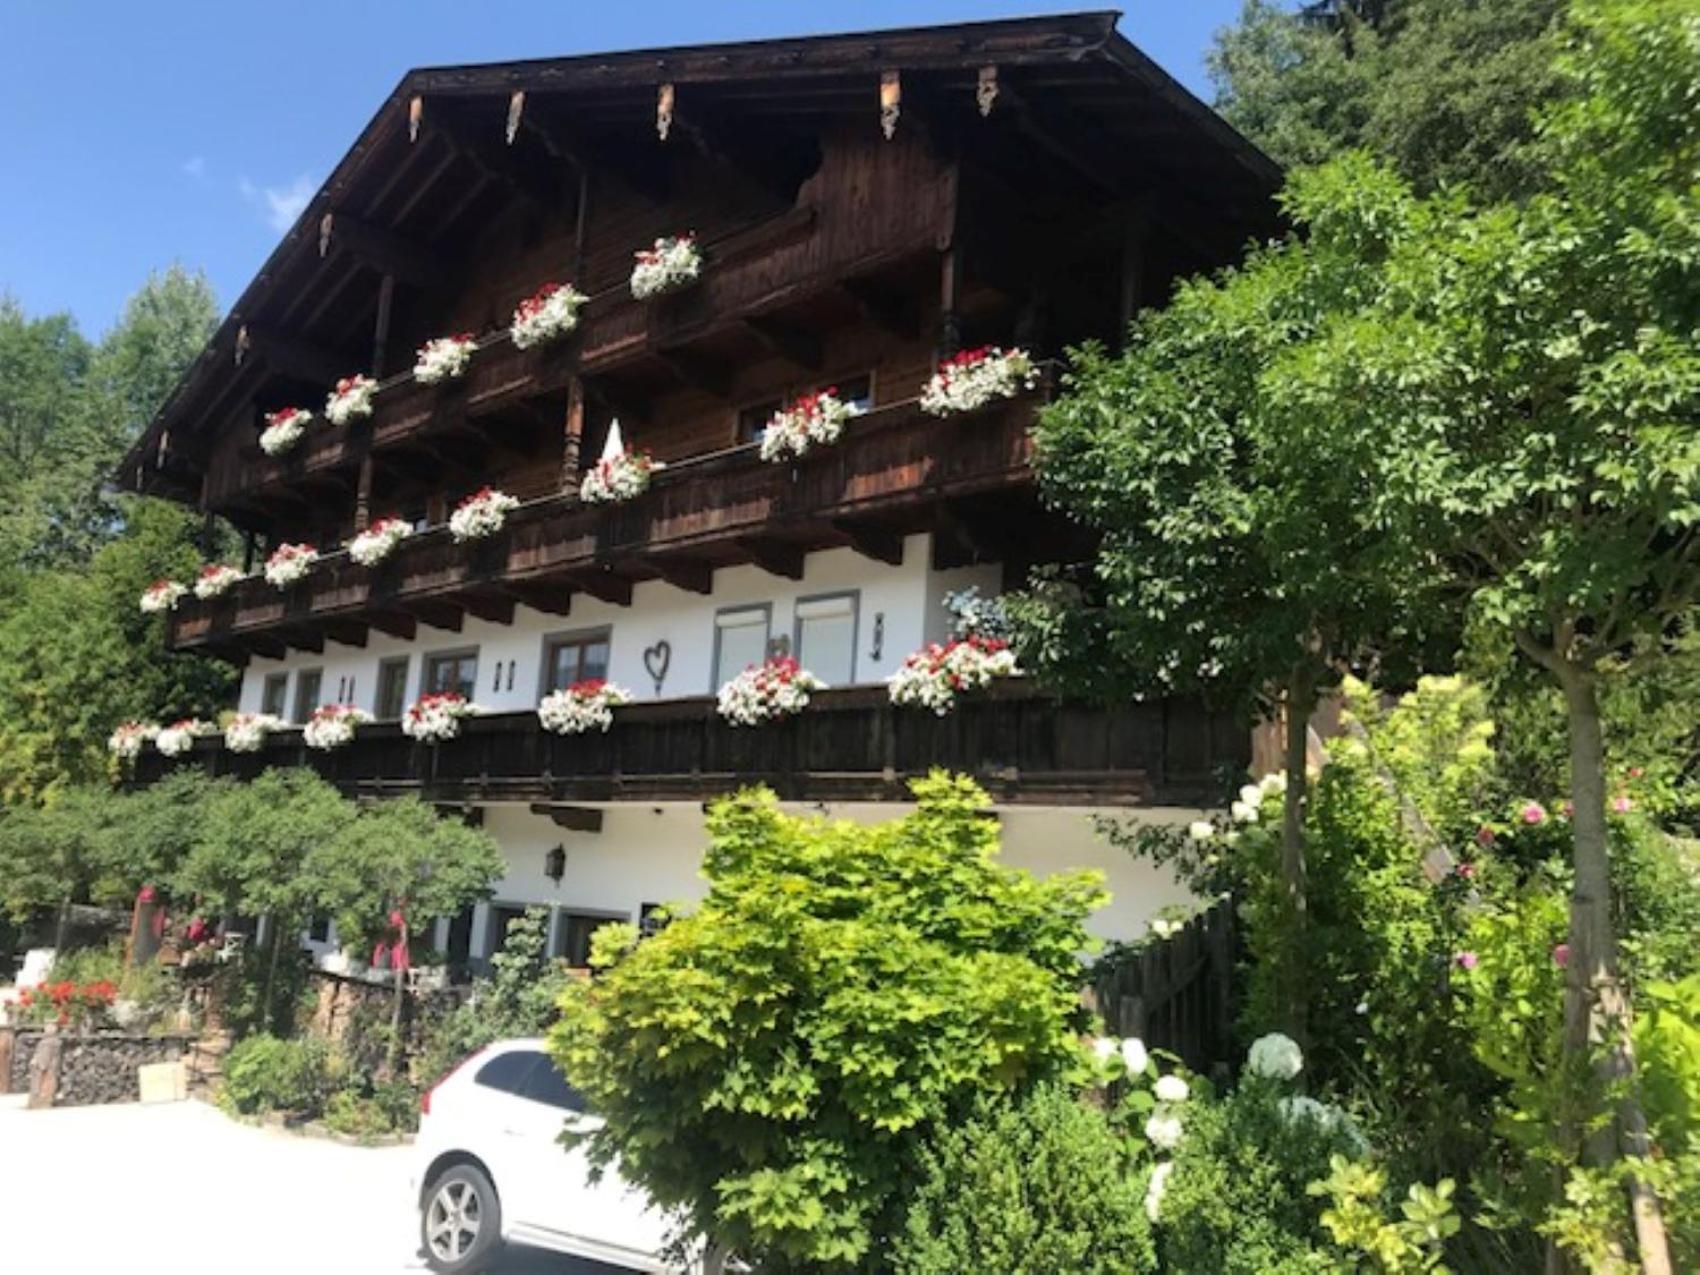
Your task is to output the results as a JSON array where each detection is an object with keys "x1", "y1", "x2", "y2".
[{"x1": 0, "y1": 1095, "x2": 631, "y2": 1275}]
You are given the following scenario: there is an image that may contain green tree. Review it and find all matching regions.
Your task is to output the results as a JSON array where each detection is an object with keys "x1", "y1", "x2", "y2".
[
  {"x1": 550, "y1": 773, "x2": 1106, "y2": 1271},
  {"x1": 1210, "y1": 0, "x2": 1566, "y2": 199}
]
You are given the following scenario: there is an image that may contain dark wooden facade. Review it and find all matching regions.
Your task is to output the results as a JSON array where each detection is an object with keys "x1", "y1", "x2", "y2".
[{"x1": 133, "y1": 679, "x2": 1248, "y2": 809}]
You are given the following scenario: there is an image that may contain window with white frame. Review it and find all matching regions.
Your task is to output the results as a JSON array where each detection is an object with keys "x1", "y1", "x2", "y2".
[
  {"x1": 713, "y1": 605, "x2": 771, "y2": 688},
  {"x1": 794, "y1": 591, "x2": 857, "y2": 685}
]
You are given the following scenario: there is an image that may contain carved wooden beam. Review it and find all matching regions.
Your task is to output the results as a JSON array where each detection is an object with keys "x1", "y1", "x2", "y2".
[
  {"x1": 324, "y1": 620, "x2": 369, "y2": 649},
  {"x1": 431, "y1": 112, "x2": 559, "y2": 210},
  {"x1": 672, "y1": 105, "x2": 797, "y2": 203},
  {"x1": 281, "y1": 625, "x2": 325, "y2": 655},
  {"x1": 833, "y1": 520, "x2": 905, "y2": 567},
  {"x1": 737, "y1": 537, "x2": 805, "y2": 581},
  {"x1": 563, "y1": 569, "x2": 633, "y2": 607},
  {"x1": 368, "y1": 611, "x2": 418, "y2": 640},
  {"x1": 522, "y1": 104, "x2": 669, "y2": 203},
  {"x1": 245, "y1": 634, "x2": 289, "y2": 661},
  {"x1": 461, "y1": 591, "x2": 517, "y2": 626},
  {"x1": 499, "y1": 581, "x2": 574, "y2": 616},
  {"x1": 743, "y1": 316, "x2": 821, "y2": 372},
  {"x1": 528, "y1": 803, "x2": 605, "y2": 834},
  {"x1": 402, "y1": 599, "x2": 465, "y2": 633},
  {"x1": 319, "y1": 213, "x2": 440, "y2": 290},
  {"x1": 655, "y1": 558, "x2": 714, "y2": 595}
]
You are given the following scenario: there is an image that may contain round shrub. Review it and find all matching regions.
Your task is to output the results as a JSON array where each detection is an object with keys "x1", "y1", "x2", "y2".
[
  {"x1": 894, "y1": 1085, "x2": 1156, "y2": 1275},
  {"x1": 220, "y1": 1034, "x2": 337, "y2": 1117}
]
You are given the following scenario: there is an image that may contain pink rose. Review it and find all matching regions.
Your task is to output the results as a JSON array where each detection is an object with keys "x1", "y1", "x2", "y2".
[
  {"x1": 1520, "y1": 802, "x2": 1547, "y2": 826},
  {"x1": 1474, "y1": 826, "x2": 1496, "y2": 848},
  {"x1": 1552, "y1": 944, "x2": 1571, "y2": 968},
  {"x1": 1454, "y1": 951, "x2": 1478, "y2": 970},
  {"x1": 1612, "y1": 795, "x2": 1633, "y2": 814},
  {"x1": 1455, "y1": 862, "x2": 1476, "y2": 879}
]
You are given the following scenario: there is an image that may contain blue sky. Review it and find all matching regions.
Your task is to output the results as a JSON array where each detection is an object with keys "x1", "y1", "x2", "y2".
[{"x1": 1, "y1": 1, "x2": 1252, "y2": 336}]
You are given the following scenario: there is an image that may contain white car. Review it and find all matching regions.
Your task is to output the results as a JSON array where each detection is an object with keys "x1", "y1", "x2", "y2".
[{"x1": 413, "y1": 1037, "x2": 677, "y2": 1273}]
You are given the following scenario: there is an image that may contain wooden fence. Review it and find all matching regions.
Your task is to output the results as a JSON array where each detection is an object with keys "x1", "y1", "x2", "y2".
[{"x1": 1085, "y1": 897, "x2": 1239, "y2": 1074}]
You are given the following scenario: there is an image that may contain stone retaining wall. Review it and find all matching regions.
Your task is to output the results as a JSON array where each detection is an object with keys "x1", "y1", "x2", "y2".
[{"x1": 1, "y1": 1027, "x2": 190, "y2": 1105}]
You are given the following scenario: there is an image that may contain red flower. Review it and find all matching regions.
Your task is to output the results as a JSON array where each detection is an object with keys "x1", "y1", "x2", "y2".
[{"x1": 569, "y1": 678, "x2": 608, "y2": 696}]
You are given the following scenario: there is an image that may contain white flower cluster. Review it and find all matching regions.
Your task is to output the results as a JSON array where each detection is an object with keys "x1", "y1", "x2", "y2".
[
  {"x1": 537, "y1": 680, "x2": 632, "y2": 735},
  {"x1": 1246, "y1": 1031, "x2": 1304, "y2": 1081},
  {"x1": 303, "y1": 703, "x2": 372, "y2": 751},
  {"x1": 414, "y1": 334, "x2": 476, "y2": 384},
  {"x1": 1090, "y1": 1032, "x2": 1191, "y2": 1222},
  {"x1": 194, "y1": 563, "x2": 245, "y2": 600},
  {"x1": 759, "y1": 390, "x2": 861, "y2": 463},
  {"x1": 108, "y1": 721, "x2": 158, "y2": 760},
  {"x1": 264, "y1": 543, "x2": 319, "y2": 588},
  {"x1": 887, "y1": 637, "x2": 1018, "y2": 716},
  {"x1": 919, "y1": 346, "x2": 1038, "y2": 416},
  {"x1": 139, "y1": 580, "x2": 187, "y2": 614},
  {"x1": 324, "y1": 374, "x2": 377, "y2": 426},
  {"x1": 629, "y1": 234, "x2": 701, "y2": 299},
  {"x1": 348, "y1": 517, "x2": 412, "y2": 567},
  {"x1": 1231, "y1": 771, "x2": 1287, "y2": 824},
  {"x1": 1090, "y1": 1033, "x2": 1150, "y2": 1077},
  {"x1": 716, "y1": 658, "x2": 824, "y2": 727},
  {"x1": 224, "y1": 712, "x2": 286, "y2": 754},
  {"x1": 1278, "y1": 1094, "x2": 1369, "y2": 1153},
  {"x1": 402, "y1": 693, "x2": 478, "y2": 742},
  {"x1": 259, "y1": 407, "x2": 312, "y2": 456},
  {"x1": 155, "y1": 719, "x2": 211, "y2": 758},
  {"x1": 941, "y1": 585, "x2": 1011, "y2": 641},
  {"x1": 449, "y1": 488, "x2": 519, "y2": 542},
  {"x1": 510, "y1": 282, "x2": 587, "y2": 349},
  {"x1": 578, "y1": 451, "x2": 663, "y2": 504}
]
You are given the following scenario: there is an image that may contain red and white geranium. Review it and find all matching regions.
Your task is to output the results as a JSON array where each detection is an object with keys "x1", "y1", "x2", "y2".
[
  {"x1": 139, "y1": 579, "x2": 187, "y2": 614},
  {"x1": 414, "y1": 334, "x2": 476, "y2": 384},
  {"x1": 348, "y1": 516, "x2": 412, "y2": 567},
  {"x1": 193, "y1": 563, "x2": 245, "y2": 600},
  {"x1": 537, "y1": 678, "x2": 632, "y2": 735},
  {"x1": 303, "y1": 703, "x2": 373, "y2": 751},
  {"x1": 759, "y1": 388, "x2": 861, "y2": 463},
  {"x1": 325, "y1": 374, "x2": 378, "y2": 426},
  {"x1": 920, "y1": 346, "x2": 1038, "y2": 416},
  {"x1": 108, "y1": 721, "x2": 158, "y2": 760},
  {"x1": 402, "y1": 692, "x2": 478, "y2": 743},
  {"x1": 264, "y1": 543, "x2": 319, "y2": 588},
  {"x1": 630, "y1": 234, "x2": 700, "y2": 299},
  {"x1": 717, "y1": 657, "x2": 824, "y2": 727},
  {"x1": 449, "y1": 488, "x2": 519, "y2": 542},
  {"x1": 259, "y1": 406, "x2": 312, "y2": 456},
  {"x1": 155, "y1": 719, "x2": 212, "y2": 758},
  {"x1": 224, "y1": 712, "x2": 286, "y2": 753},
  {"x1": 888, "y1": 636, "x2": 1019, "y2": 715},
  {"x1": 510, "y1": 282, "x2": 587, "y2": 349},
  {"x1": 579, "y1": 449, "x2": 663, "y2": 504}
]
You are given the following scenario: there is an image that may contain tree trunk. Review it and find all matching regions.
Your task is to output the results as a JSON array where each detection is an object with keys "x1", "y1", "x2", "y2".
[
  {"x1": 387, "y1": 964, "x2": 407, "y2": 1080},
  {"x1": 1280, "y1": 671, "x2": 1315, "y2": 1044},
  {"x1": 53, "y1": 898, "x2": 71, "y2": 953},
  {"x1": 263, "y1": 921, "x2": 283, "y2": 1034},
  {"x1": 1558, "y1": 666, "x2": 1672, "y2": 1275}
]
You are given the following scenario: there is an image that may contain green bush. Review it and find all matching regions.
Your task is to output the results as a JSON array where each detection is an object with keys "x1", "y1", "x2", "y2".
[
  {"x1": 322, "y1": 1078, "x2": 417, "y2": 1141},
  {"x1": 220, "y1": 1034, "x2": 338, "y2": 1117},
  {"x1": 893, "y1": 1085, "x2": 1156, "y2": 1275}
]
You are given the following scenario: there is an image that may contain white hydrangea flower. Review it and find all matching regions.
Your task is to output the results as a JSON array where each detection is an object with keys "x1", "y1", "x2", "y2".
[
  {"x1": 1145, "y1": 1161, "x2": 1173, "y2": 1223},
  {"x1": 1120, "y1": 1037, "x2": 1149, "y2": 1075},
  {"x1": 1247, "y1": 1032, "x2": 1304, "y2": 1080},
  {"x1": 1091, "y1": 1036, "x2": 1119, "y2": 1063},
  {"x1": 1145, "y1": 1109, "x2": 1184, "y2": 1151},
  {"x1": 1187, "y1": 819, "x2": 1214, "y2": 842},
  {"x1": 1230, "y1": 799, "x2": 1258, "y2": 824},
  {"x1": 1238, "y1": 783, "x2": 1264, "y2": 808},
  {"x1": 1259, "y1": 771, "x2": 1288, "y2": 796},
  {"x1": 1154, "y1": 1074, "x2": 1190, "y2": 1104}
]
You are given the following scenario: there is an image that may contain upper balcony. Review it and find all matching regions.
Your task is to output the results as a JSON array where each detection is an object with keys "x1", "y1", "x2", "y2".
[{"x1": 168, "y1": 390, "x2": 1051, "y2": 659}]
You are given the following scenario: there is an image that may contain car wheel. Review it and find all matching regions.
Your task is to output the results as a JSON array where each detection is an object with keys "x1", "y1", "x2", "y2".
[{"x1": 422, "y1": 1162, "x2": 503, "y2": 1273}]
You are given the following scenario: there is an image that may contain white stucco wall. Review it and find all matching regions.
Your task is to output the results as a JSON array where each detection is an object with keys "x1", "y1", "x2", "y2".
[{"x1": 239, "y1": 533, "x2": 977, "y2": 719}]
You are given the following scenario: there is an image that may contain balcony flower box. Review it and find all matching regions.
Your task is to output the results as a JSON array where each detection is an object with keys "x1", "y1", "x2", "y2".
[
  {"x1": 449, "y1": 488, "x2": 519, "y2": 543},
  {"x1": 717, "y1": 657, "x2": 824, "y2": 727},
  {"x1": 139, "y1": 580, "x2": 187, "y2": 614},
  {"x1": 259, "y1": 407, "x2": 312, "y2": 456},
  {"x1": 325, "y1": 374, "x2": 378, "y2": 426},
  {"x1": 348, "y1": 517, "x2": 412, "y2": 567},
  {"x1": 630, "y1": 234, "x2": 700, "y2": 300},
  {"x1": 414, "y1": 334, "x2": 476, "y2": 385},
  {"x1": 193, "y1": 563, "x2": 245, "y2": 600},
  {"x1": 510, "y1": 282, "x2": 587, "y2": 349},
  {"x1": 538, "y1": 679, "x2": 632, "y2": 735},
  {"x1": 155, "y1": 719, "x2": 212, "y2": 758},
  {"x1": 304, "y1": 704, "x2": 373, "y2": 751},
  {"x1": 579, "y1": 450, "x2": 663, "y2": 504},
  {"x1": 759, "y1": 388, "x2": 860, "y2": 463},
  {"x1": 264, "y1": 543, "x2": 319, "y2": 588},
  {"x1": 224, "y1": 713, "x2": 286, "y2": 754},
  {"x1": 920, "y1": 346, "x2": 1038, "y2": 417},
  {"x1": 887, "y1": 636, "x2": 1019, "y2": 716},
  {"x1": 402, "y1": 692, "x2": 479, "y2": 743},
  {"x1": 108, "y1": 721, "x2": 158, "y2": 760}
]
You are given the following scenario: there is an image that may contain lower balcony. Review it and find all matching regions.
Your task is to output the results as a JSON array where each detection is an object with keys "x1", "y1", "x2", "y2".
[{"x1": 133, "y1": 681, "x2": 1245, "y2": 809}]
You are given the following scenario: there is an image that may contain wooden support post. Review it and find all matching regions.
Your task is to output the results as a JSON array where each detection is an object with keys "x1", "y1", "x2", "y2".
[
  {"x1": 355, "y1": 274, "x2": 394, "y2": 533},
  {"x1": 242, "y1": 530, "x2": 257, "y2": 574},
  {"x1": 571, "y1": 166, "x2": 591, "y2": 283},
  {"x1": 938, "y1": 241, "x2": 963, "y2": 359},
  {"x1": 561, "y1": 376, "x2": 586, "y2": 493},
  {"x1": 372, "y1": 274, "x2": 395, "y2": 377},
  {"x1": 1117, "y1": 206, "x2": 1150, "y2": 347}
]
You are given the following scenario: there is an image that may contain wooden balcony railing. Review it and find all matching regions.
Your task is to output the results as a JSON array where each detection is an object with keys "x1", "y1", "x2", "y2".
[
  {"x1": 169, "y1": 392, "x2": 1040, "y2": 656},
  {"x1": 132, "y1": 680, "x2": 1247, "y2": 809}
]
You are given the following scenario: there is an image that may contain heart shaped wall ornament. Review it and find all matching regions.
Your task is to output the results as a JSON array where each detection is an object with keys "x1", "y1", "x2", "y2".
[{"x1": 643, "y1": 640, "x2": 672, "y2": 695}]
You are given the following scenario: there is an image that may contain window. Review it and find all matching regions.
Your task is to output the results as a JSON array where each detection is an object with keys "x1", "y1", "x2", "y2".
[
  {"x1": 485, "y1": 903, "x2": 526, "y2": 957},
  {"x1": 713, "y1": 605, "x2": 771, "y2": 688},
  {"x1": 474, "y1": 1049, "x2": 542, "y2": 1096},
  {"x1": 305, "y1": 915, "x2": 331, "y2": 944},
  {"x1": 737, "y1": 373, "x2": 873, "y2": 444},
  {"x1": 292, "y1": 669, "x2": 323, "y2": 724},
  {"x1": 260, "y1": 673, "x2": 288, "y2": 719},
  {"x1": 795, "y1": 592, "x2": 858, "y2": 685},
  {"x1": 374, "y1": 657, "x2": 410, "y2": 720},
  {"x1": 424, "y1": 649, "x2": 479, "y2": 701},
  {"x1": 554, "y1": 912, "x2": 623, "y2": 968},
  {"x1": 524, "y1": 1058, "x2": 589, "y2": 1112},
  {"x1": 541, "y1": 629, "x2": 611, "y2": 695}
]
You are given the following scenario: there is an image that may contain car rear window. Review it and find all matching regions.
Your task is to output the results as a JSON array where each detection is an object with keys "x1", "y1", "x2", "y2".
[
  {"x1": 524, "y1": 1059, "x2": 589, "y2": 1113},
  {"x1": 474, "y1": 1049, "x2": 541, "y2": 1095}
]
